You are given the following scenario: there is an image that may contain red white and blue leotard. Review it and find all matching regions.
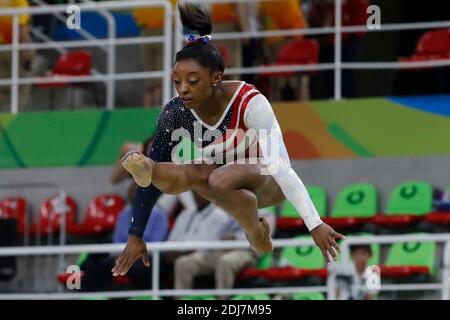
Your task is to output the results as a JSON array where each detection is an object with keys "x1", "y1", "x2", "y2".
[{"x1": 129, "y1": 81, "x2": 323, "y2": 237}]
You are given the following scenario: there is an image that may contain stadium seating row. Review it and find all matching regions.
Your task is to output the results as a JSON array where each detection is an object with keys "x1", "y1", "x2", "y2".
[
  {"x1": 237, "y1": 232, "x2": 437, "y2": 286},
  {"x1": 0, "y1": 194, "x2": 125, "y2": 238},
  {"x1": 2, "y1": 180, "x2": 449, "y2": 240},
  {"x1": 276, "y1": 181, "x2": 450, "y2": 236}
]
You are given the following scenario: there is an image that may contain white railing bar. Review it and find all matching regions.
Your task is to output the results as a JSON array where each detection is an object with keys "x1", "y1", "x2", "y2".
[
  {"x1": 0, "y1": 0, "x2": 171, "y2": 16},
  {"x1": 179, "y1": 0, "x2": 275, "y2": 5},
  {"x1": 0, "y1": 3, "x2": 443, "y2": 34},
  {"x1": 342, "y1": 60, "x2": 450, "y2": 69},
  {"x1": 0, "y1": 286, "x2": 328, "y2": 300},
  {"x1": 0, "y1": 281, "x2": 446, "y2": 299},
  {"x1": 174, "y1": 6, "x2": 183, "y2": 97},
  {"x1": 0, "y1": 239, "x2": 313, "y2": 256},
  {"x1": 0, "y1": 71, "x2": 165, "y2": 87},
  {"x1": 224, "y1": 59, "x2": 450, "y2": 75},
  {"x1": 351, "y1": 283, "x2": 444, "y2": 292},
  {"x1": 102, "y1": 8, "x2": 115, "y2": 110},
  {"x1": 2, "y1": 58, "x2": 449, "y2": 88},
  {"x1": 4, "y1": 22, "x2": 446, "y2": 52},
  {"x1": 442, "y1": 242, "x2": 450, "y2": 300},
  {"x1": 224, "y1": 63, "x2": 336, "y2": 75},
  {"x1": 155, "y1": 286, "x2": 328, "y2": 297},
  {"x1": 343, "y1": 20, "x2": 450, "y2": 33},
  {"x1": 3, "y1": 234, "x2": 450, "y2": 257},
  {"x1": 343, "y1": 234, "x2": 450, "y2": 245},
  {"x1": 210, "y1": 21, "x2": 450, "y2": 41},
  {"x1": 0, "y1": 36, "x2": 166, "y2": 52},
  {"x1": 152, "y1": 251, "x2": 160, "y2": 300}
]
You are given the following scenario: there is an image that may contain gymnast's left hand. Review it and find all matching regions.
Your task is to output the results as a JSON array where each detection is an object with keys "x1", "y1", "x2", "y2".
[
  {"x1": 111, "y1": 235, "x2": 150, "y2": 276},
  {"x1": 311, "y1": 223, "x2": 346, "y2": 265}
]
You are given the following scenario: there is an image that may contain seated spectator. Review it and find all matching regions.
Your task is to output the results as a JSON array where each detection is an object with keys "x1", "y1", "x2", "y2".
[
  {"x1": 327, "y1": 244, "x2": 377, "y2": 300},
  {"x1": 80, "y1": 183, "x2": 168, "y2": 291},
  {"x1": 166, "y1": 192, "x2": 276, "y2": 296},
  {"x1": 433, "y1": 188, "x2": 450, "y2": 212}
]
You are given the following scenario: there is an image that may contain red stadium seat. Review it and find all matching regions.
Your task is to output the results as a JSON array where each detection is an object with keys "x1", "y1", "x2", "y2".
[
  {"x1": 424, "y1": 211, "x2": 450, "y2": 226},
  {"x1": 276, "y1": 217, "x2": 305, "y2": 230},
  {"x1": 68, "y1": 194, "x2": 126, "y2": 236},
  {"x1": 262, "y1": 39, "x2": 320, "y2": 78},
  {"x1": 29, "y1": 195, "x2": 77, "y2": 236},
  {"x1": 398, "y1": 29, "x2": 450, "y2": 70},
  {"x1": 371, "y1": 214, "x2": 423, "y2": 227},
  {"x1": 238, "y1": 266, "x2": 327, "y2": 282},
  {"x1": 35, "y1": 50, "x2": 100, "y2": 109},
  {"x1": 379, "y1": 265, "x2": 430, "y2": 279},
  {"x1": 36, "y1": 50, "x2": 92, "y2": 89},
  {"x1": 0, "y1": 197, "x2": 28, "y2": 235}
]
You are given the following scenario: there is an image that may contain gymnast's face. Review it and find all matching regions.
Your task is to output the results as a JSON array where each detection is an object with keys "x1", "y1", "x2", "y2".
[{"x1": 172, "y1": 59, "x2": 221, "y2": 110}]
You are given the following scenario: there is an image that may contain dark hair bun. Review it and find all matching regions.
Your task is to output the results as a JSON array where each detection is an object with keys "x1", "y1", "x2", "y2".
[{"x1": 178, "y1": 2, "x2": 212, "y2": 36}]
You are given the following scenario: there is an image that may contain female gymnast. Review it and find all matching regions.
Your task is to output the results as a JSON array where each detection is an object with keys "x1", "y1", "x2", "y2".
[{"x1": 112, "y1": 3, "x2": 345, "y2": 277}]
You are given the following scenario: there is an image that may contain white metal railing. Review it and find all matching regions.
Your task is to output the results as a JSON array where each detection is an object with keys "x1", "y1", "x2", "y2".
[
  {"x1": 0, "y1": 234, "x2": 449, "y2": 300},
  {"x1": 0, "y1": 0, "x2": 173, "y2": 113},
  {"x1": 1, "y1": 0, "x2": 449, "y2": 113}
]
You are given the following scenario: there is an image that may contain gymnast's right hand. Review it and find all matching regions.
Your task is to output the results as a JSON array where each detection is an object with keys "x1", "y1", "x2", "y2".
[{"x1": 111, "y1": 235, "x2": 150, "y2": 276}]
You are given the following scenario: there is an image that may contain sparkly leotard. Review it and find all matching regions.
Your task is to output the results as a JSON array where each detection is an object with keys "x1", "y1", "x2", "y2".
[{"x1": 129, "y1": 81, "x2": 323, "y2": 237}]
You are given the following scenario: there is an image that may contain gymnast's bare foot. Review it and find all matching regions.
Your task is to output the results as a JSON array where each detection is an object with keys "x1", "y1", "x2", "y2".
[
  {"x1": 121, "y1": 150, "x2": 154, "y2": 187},
  {"x1": 246, "y1": 217, "x2": 273, "y2": 255}
]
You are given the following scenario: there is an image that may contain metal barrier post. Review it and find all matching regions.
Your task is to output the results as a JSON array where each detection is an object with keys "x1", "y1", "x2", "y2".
[
  {"x1": 11, "y1": 15, "x2": 20, "y2": 114},
  {"x1": 334, "y1": 0, "x2": 342, "y2": 101}
]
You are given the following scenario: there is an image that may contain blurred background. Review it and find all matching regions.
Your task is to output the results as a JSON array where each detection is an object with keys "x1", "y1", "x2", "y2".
[{"x1": 0, "y1": 0, "x2": 450, "y2": 300}]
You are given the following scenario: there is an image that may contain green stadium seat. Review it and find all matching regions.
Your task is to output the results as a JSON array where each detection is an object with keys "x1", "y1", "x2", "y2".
[
  {"x1": 238, "y1": 236, "x2": 327, "y2": 282},
  {"x1": 277, "y1": 186, "x2": 326, "y2": 231},
  {"x1": 292, "y1": 292, "x2": 325, "y2": 300},
  {"x1": 279, "y1": 235, "x2": 325, "y2": 269},
  {"x1": 373, "y1": 181, "x2": 432, "y2": 227},
  {"x1": 382, "y1": 236, "x2": 436, "y2": 279},
  {"x1": 387, "y1": 181, "x2": 432, "y2": 215},
  {"x1": 331, "y1": 184, "x2": 377, "y2": 218},
  {"x1": 256, "y1": 252, "x2": 273, "y2": 270},
  {"x1": 324, "y1": 183, "x2": 377, "y2": 229},
  {"x1": 231, "y1": 294, "x2": 271, "y2": 300},
  {"x1": 281, "y1": 186, "x2": 326, "y2": 218}
]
